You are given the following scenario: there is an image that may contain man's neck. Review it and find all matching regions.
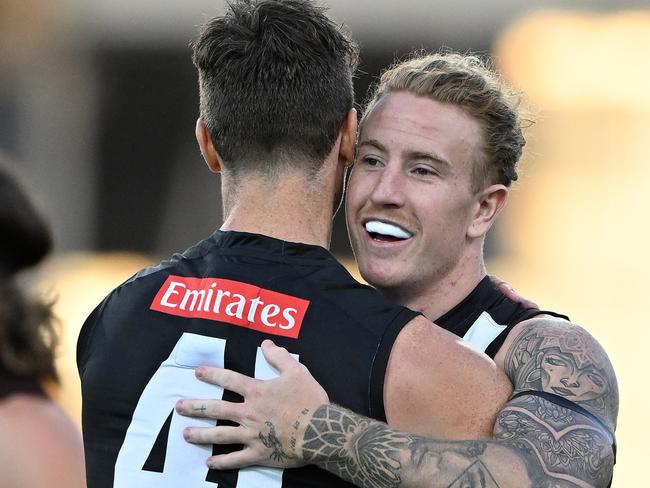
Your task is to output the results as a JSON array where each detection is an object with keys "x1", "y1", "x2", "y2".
[
  {"x1": 220, "y1": 171, "x2": 336, "y2": 249},
  {"x1": 382, "y1": 252, "x2": 487, "y2": 322}
]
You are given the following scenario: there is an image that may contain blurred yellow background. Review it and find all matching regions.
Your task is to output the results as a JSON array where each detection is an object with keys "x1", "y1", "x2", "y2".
[{"x1": 495, "y1": 11, "x2": 649, "y2": 486}]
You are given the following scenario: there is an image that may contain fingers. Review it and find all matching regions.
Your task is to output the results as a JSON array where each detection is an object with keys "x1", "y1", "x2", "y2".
[
  {"x1": 260, "y1": 339, "x2": 300, "y2": 373},
  {"x1": 206, "y1": 448, "x2": 272, "y2": 470},
  {"x1": 489, "y1": 274, "x2": 539, "y2": 309},
  {"x1": 195, "y1": 366, "x2": 256, "y2": 396},
  {"x1": 489, "y1": 274, "x2": 506, "y2": 288},
  {"x1": 183, "y1": 425, "x2": 246, "y2": 445},
  {"x1": 176, "y1": 398, "x2": 244, "y2": 422}
]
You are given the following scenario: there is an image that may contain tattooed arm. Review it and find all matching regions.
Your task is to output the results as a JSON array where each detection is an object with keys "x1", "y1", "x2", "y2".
[
  {"x1": 311, "y1": 317, "x2": 617, "y2": 487},
  {"x1": 492, "y1": 316, "x2": 618, "y2": 486},
  {"x1": 294, "y1": 392, "x2": 614, "y2": 488},
  {"x1": 179, "y1": 318, "x2": 618, "y2": 487},
  {"x1": 309, "y1": 317, "x2": 618, "y2": 487},
  {"x1": 309, "y1": 317, "x2": 617, "y2": 487}
]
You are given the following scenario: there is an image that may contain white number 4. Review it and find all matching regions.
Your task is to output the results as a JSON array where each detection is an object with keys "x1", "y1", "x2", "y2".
[{"x1": 114, "y1": 333, "x2": 291, "y2": 487}]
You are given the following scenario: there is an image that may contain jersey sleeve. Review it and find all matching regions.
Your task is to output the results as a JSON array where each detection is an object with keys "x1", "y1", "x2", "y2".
[
  {"x1": 77, "y1": 296, "x2": 110, "y2": 377},
  {"x1": 368, "y1": 307, "x2": 422, "y2": 421}
]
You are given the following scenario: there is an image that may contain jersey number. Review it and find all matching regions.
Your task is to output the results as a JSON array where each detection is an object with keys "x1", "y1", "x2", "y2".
[{"x1": 113, "y1": 333, "x2": 289, "y2": 487}]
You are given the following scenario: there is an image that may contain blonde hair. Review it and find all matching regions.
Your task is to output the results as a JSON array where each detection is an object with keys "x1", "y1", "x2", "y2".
[{"x1": 363, "y1": 52, "x2": 530, "y2": 192}]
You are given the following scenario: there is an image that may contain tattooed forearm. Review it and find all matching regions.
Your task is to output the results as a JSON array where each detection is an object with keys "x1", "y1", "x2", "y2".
[
  {"x1": 408, "y1": 440, "x2": 506, "y2": 488},
  {"x1": 302, "y1": 405, "x2": 405, "y2": 488},
  {"x1": 301, "y1": 405, "x2": 515, "y2": 488},
  {"x1": 503, "y1": 319, "x2": 618, "y2": 427},
  {"x1": 300, "y1": 402, "x2": 614, "y2": 488}
]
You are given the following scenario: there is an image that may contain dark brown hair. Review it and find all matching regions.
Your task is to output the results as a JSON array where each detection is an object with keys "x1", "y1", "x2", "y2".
[
  {"x1": 0, "y1": 160, "x2": 58, "y2": 382},
  {"x1": 191, "y1": 0, "x2": 359, "y2": 177}
]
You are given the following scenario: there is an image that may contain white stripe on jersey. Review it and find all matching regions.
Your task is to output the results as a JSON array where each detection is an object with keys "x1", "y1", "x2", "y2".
[{"x1": 461, "y1": 311, "x2": 507, "y2": 353}]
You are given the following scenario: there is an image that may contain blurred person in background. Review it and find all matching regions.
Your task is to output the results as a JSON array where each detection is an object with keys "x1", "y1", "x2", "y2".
[
  {"x1": 76, "y1": 1, "x2": 514, "y2": 487},
  {"x1": 0, "y1": 158, "x2": 85, "y2": 487},
  {"x1": 178, "y1": 53, "x2": 618, "y2": 487}
]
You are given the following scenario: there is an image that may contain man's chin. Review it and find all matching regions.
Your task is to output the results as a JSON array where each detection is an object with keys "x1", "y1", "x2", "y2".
[{"x1": 359, "y1": 268, "x2": 404, "y2": 295}]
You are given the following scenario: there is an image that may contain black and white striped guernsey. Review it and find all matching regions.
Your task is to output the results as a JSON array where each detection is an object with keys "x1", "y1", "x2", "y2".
[
  {"x1": 77, "y1": 230, "x2": 418, "y2": 488},
  {"x1": 434, "y1": 275, "x2": 568, "y2": 358}
]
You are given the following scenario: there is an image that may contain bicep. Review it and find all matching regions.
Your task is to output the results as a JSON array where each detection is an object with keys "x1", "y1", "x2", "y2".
[
  {"x1": 384, "y1": 316, "x2": 512, "y2": 440},
  {"x1": 498, "y1": 317, "x2": 619, "y2": 432},
  {"x1": 493, "y1": 318, "x2": 618, "y2": 486}
]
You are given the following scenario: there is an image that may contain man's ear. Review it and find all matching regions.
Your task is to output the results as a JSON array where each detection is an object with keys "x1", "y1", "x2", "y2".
[
  {"x1": 339, "y1": 108, "x2": 358, "y2": 168},
  {"x1": 467, "y1": 184, "x2": 509, "y2": 239},
  {"x1": 195, "y1": 117, "x2": 223, "y2": 173}
]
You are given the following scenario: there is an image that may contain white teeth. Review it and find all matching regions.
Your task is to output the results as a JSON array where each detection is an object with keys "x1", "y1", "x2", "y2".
[{"x1": 365, "y1": 220, "x2": 412, "y2": 239}]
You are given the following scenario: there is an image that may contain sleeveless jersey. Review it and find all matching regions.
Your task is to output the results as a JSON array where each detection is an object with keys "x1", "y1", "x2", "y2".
[
  {"x1": 434, "y1": 276, "x2": 568, "y2": 358},
  {"x1": 77, "y1": 231, "x2": 418, "y2": 488}
]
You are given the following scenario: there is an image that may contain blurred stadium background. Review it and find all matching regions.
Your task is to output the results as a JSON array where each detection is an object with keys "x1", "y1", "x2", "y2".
[{"x1": 2, "y1": 1, "x2": 648, "y2": 485}]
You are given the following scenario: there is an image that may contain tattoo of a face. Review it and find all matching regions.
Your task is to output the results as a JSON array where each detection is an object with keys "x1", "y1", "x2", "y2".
[
  {"x1": 408, "y1": 439, "x2": 506, "y2": 488},
  {"x1": 505, "y1": 320, "x2": 618, "y2": 422}
]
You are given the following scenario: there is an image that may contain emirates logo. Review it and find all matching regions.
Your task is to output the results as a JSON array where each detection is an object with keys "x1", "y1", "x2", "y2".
[{"x1": 150, "y1": 275, "x2": 309, "y2": 339}]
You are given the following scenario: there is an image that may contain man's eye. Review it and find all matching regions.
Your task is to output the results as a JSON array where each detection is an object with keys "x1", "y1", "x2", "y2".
[
  {"x1": 362, "y1": 156, "x2": 380, "y2": 166},
  {"x1": 413, "y1": 167, "x2": 434, "y2": 177}
]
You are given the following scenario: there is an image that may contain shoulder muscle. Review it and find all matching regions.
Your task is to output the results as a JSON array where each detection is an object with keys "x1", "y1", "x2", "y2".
[
  {"x1": 384, "y1": 315, "x2": 512, "y2": 439},
  {"x1": 497, "y1": 316, "x2": 618, "y2": 432}
]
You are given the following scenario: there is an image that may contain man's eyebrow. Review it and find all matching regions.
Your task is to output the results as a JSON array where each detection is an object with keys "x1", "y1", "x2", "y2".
[
  {"x1": 406, "y1": 150, "x2": 451, "y2": 168},
  {"x1": 358, "y1": 138, "x2": 387, "y2": 152},
  {"x1": 358, "y1": 138, "x2": 451, "y2": 168}
]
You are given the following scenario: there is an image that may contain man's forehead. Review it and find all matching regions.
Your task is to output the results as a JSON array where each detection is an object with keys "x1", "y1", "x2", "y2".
[
  {"x1": 364, "y1": 92, "x2": 480, "y2": 131},
  {"x1": 359, "y1": 92, "x2": 482, "y2": 164}
]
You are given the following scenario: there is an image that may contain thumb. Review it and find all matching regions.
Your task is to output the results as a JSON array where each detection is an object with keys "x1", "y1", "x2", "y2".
[{"x1": 261, "y1": 339, "x2": 298, "y2": 373}]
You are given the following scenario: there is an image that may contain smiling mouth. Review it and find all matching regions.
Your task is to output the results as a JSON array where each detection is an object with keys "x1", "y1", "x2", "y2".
[{"x1": 364, "y1": 220, "x2": 413, "y2": 242}]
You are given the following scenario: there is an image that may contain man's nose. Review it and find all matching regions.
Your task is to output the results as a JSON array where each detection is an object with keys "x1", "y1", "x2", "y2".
[{"x1": 369, "y1": 165, "x2": 405, "y2": 208}]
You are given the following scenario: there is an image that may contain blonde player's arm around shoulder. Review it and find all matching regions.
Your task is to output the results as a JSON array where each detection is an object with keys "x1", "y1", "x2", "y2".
[{"x1": 301, "y1": 315, "x2": 617, "y2": 488}]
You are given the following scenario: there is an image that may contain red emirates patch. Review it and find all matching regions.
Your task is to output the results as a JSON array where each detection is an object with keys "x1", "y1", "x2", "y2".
[{"x1": 150, "y1": 275, "x2": 309, "y2": 339}]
